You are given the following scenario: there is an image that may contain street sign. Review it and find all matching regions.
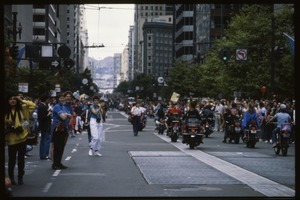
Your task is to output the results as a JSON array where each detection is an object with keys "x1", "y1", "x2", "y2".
[
  {"x1": 157, "y1": 77, "x2": 164, "y2": 83},
  {"x1": 51, "y1": 60, "x2": 60, "y2": 67},
  {"x1": 18, "y1": 82, "x2": 28, "y2": 93},
  {"x1": 236, "y1": 49, "x2": 248, "y2": 61}
]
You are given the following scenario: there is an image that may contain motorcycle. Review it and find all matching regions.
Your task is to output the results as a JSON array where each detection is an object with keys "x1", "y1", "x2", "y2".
[
  {"x1": 243, "y1": 121, "x2": 259, "y2": 148},
  {"x1": 155, "y1": 118, "x2": 167, "y2": 135},
  {"x1": 274, "y1": 122, "x2": 291, "y2": 156},
  {"x1": 201, "y1": 117, "x2": 214, "y2": 138},
  {"x1": 182, "y1": 117, "x2": 203, "y2": 149},
  {"x1": 225, "y1": 119, "x2": 242, "y2": 144},
  {"x1": 168, "y1": 115, "x2": 181, "y2": 142}
]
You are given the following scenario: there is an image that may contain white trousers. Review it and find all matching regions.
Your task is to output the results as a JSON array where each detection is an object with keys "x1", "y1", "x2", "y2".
[
  {"x1": 75, "y1": 116, "x2": 83, "y2": 131},
  {"x1": 89, "y1": 118, "x2": 103, "y2": 151}
]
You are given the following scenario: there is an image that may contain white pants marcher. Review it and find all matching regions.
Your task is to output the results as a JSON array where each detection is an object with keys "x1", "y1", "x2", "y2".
[
  {"x1": 89, "y1": 118, "x2": 103, "y2": 151},
  {"x1": 75, "y1": 116, "x2": 83, "y2": 131}
]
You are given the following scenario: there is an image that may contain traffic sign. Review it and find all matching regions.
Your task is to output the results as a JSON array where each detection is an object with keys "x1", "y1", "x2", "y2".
[
  {"x1": 157, "y1": 77, "x2": 164, "y2": 83},
  {"x1": 236, "y1": 49, "x2": 248, "y2": 61},
  {"x1": 51, "y1": 60, "x2": 60, "y2": 67}
]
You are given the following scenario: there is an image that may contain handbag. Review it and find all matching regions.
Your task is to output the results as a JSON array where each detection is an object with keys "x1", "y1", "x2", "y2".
[{"x1": 128, "y1": 115, "x2": 133, "y2": 123}]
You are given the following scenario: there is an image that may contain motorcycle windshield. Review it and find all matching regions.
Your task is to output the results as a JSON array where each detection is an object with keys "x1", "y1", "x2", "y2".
[{"x1": 187, "y1": 118, "x2": 199, "y2": 127}]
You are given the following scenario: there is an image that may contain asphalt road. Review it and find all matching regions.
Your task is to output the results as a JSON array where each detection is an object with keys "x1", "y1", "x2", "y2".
[{"x1": 6, "y1": 110, "x2": 296, "y2": 198}]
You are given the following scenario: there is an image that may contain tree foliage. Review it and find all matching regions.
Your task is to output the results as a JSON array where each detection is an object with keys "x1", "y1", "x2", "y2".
[{"x1": 168, "y1": 4, "x2": 294, "y2": 100}]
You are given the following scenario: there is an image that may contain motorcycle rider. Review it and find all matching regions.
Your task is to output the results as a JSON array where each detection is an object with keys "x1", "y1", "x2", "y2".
[
  {"x1": 241, "y1": 102, "x2": 260, "y2": 139},
  {"x1": 183, "y1": 101, "x2": 201, "y2": 132},
  {"x1": 222, "y1": 103, "x2": 241, "y2": 143},
  {"x1": 166, "y1": 102, "x2": 182, "y2": 135},
  {"x1": 267, "y1": 104, "x2": 292, "y2": 147}
]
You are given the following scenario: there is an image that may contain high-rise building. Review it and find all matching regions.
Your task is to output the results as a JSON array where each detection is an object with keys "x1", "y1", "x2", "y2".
[
  {"x1": 4, "y1": 4, "x2": 87, "y2": 72},
  {"x1": 121, "y1": 45, "x2": 129, "y2": 82},
  {"x1": 113, "y1": 53, "x2": 122, "y2": 89},
  {"x1": 174, "y1": 4, "x2": 195, "y2": 63},
  {"x1": 133, "y1": 4, "x2": 174, "y2": 77},
  {"x1": 142, "y1": 17, "x2": 173, "y2": 82},
  {"x1": 194, "y1": 4, "x2": 243, "y2": 64},
  {"x1": 128, "y1": 25, "x2": 135, "y2": 81}
]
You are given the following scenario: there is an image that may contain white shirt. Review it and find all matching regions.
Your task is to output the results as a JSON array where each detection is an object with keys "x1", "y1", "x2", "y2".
[{"x1": 131, "y1": 106, "x2": 142, "y2": 116}]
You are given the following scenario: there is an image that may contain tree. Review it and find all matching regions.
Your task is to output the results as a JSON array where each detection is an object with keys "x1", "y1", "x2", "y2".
[{"x1": 198, "y1": 4, "x2": 294, "y2": 99}]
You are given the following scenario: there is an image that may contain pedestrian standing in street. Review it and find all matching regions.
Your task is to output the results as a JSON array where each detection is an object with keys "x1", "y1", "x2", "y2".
[
  {"x1": 88, "y1": 96, "x2": 104, "y2": 156},
  {"x1": 64, "y1": 91, "x2": 75, "y2": 137},
  {"x1": 50, "y1": 93, "x2": 73, "y2": 170},
  {"x1": 214, "y1": 100, "x2": 224, "y2": 132},
  {"x1": 81, "y1": 101, "x2": 92, "y2": 143},
  {"x1": 131, "y1": 102, "x2": 142, "y2": 136},
  {"x1": 37, "y1": 95, "x2": 52, "y2": 160},
  {"x1": 74, "y1": 100, "x2": 84, "y2": 134},
  {"x1": 4, "y1": 94, "x2": 34, "y2": 185}
]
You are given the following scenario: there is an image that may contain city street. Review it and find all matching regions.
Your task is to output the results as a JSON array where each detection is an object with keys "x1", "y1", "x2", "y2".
[{"x1": 7, "y1": 110, "x2": 295, "y2": 198}]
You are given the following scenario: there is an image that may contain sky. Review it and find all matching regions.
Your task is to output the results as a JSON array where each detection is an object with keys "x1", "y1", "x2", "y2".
[{"x1": 84, "y1": 4, "x2": 135, "y2": 60}]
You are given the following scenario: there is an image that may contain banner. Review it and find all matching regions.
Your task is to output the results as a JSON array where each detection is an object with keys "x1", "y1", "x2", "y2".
[{"x1": 170, "y1": 92, "x2": 180, "y2": 103}]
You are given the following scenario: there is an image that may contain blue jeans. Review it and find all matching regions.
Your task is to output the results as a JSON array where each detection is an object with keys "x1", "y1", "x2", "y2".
[
  {"x1": 272, "y1": 127, "x2": 280, "y2": 143},
  {"x1": 39, "y1": 127, "x2": 51, "y2": 159}
]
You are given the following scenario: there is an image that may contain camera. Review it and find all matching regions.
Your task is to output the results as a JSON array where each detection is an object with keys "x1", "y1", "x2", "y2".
[
  {"x1": 96, "y1": 118, "x2": 101, "y2": 123},
  {"x1": 5, "y1": 126, "x2": 23, "y2": 135}
]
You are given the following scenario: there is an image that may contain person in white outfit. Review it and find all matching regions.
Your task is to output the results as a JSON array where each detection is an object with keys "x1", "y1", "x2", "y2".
[{"x1": 88, "y1": 96, "x2": 104, "y2": 157}]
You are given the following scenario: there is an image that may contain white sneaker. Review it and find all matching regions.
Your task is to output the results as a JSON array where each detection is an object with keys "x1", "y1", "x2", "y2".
[
  {"x1": 265, "y1": 140, "x2": 269, "y2": 143},
  {"x1": 94, "y1": 151, "x2": 102, "y2": 157},
  {"x1": 88, "y1": 149, "x2": 93, "y2": 156}
]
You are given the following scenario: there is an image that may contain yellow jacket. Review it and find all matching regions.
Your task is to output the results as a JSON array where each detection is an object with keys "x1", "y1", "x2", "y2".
[
  {"x1": 5, "y1": 109, "x2": 29, "y2": 146},
  {"x1": 21, "y1": 100, "x2": 36, "y2": 120}
]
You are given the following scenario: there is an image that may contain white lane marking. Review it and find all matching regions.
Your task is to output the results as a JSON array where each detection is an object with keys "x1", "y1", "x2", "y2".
[
  {"x1": 52, "y1": 170, "x2": 61, "y2": 176},
  {"x1": 71, "y1": 149, "x2": 77, "y2": 153},
  {"x1": 42, "y1": 183, "x2": 52, "y2": 193},
  {"x1": 155, "y1": 132, "x2": 295, "y2": 197},
  {"x1": 103, "y1": 125, "x2": 120, "y2": 141},
  {"x1": 65, "y1": 156, "x2": 71, "y2": 161}
]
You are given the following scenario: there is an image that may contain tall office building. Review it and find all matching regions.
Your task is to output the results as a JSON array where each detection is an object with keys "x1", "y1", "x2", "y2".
[
  {"x1": 174, "y1": 4, "x2": 195, "y2": 63},
  {"x1": 142, "y1": 16, "x2": 173, "y2": 82},
  {"x1": 5, "y1": 5, "x2": 86, "y2": 72},
  {"x1": 113, "y1": 53, "x2": 122, "y2": 89},
  {"x1": 133, "y1": 4, "x2": 174, "y2": 77},
  {"x1": 59, "y1": 4, "x2": 87, "y2": 73},
  {"x1": 127, "y1": 25, "x2": 134, "y2": 81},
  {"x1": 194, "y1": 4, "x2": 243, "y2": 64}
]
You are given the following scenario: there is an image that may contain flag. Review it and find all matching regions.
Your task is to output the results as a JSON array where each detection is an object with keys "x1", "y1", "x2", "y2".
[{"x1": 283, "y1": 32, "x2": 294, "y2": 55}]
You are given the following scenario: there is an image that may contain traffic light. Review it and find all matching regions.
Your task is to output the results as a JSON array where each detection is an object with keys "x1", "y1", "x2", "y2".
[
  {"x1": 10, "y1": 45, "x2": 19, "y2": 58},
  {"x1": 63, "y1": 58, "x2": 75, "y2": 69},
  {"x1": 219, "y1": 47, "x2": 231, "y2": 62}
]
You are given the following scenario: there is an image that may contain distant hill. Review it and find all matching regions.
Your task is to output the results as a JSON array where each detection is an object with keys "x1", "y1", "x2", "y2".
[{"x1": 89, "y1": 56, "x2": 114, "y2": 74}]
